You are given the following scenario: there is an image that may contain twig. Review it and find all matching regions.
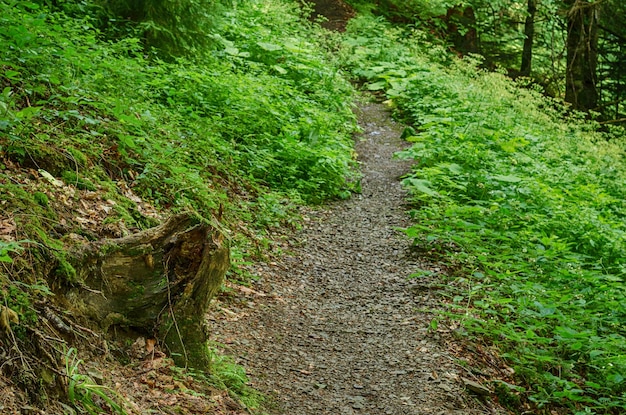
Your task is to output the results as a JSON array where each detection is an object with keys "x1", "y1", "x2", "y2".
[{"x1": 599, "y1": 117, "x2": 626, "y2": 125}]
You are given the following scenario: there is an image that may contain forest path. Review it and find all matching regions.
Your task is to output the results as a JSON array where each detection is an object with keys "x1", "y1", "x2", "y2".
[{"x1": 209, "y1": 101, "x2": 489, "y2": 415}]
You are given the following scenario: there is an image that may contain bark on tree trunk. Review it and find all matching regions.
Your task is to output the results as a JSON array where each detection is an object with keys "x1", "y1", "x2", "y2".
[
  {"x1": 446, "y1": 5, "x2": 478, "y2": 55},
  {"x1": 65, "y1": 213, "x2": 229, "y2": 370},
  {"x1": 565, "y1": 0, "x2": 599, "y2": 111},
  {"x1": 520, "y1": 0, "x2": 537, "y2": 76}
]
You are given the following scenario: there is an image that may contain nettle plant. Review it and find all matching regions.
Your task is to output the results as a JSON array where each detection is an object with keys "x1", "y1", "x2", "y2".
[{"x1": 342, "y1": 15, "x2": 626, "y2": 413}]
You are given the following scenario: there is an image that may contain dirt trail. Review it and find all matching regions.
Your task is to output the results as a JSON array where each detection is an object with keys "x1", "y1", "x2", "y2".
[{"x1": 209, "y1": 101, "x2": 491, "y2": 414}]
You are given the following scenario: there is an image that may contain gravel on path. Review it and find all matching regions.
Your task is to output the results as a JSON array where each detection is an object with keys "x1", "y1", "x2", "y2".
[{"x1": 209, "y1": 101, "x2": 491, "y2": 415}]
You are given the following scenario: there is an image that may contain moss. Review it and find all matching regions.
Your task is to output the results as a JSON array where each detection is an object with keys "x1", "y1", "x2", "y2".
[
  {"x1": 54, "y1": 258, "x2": 78, "y2": 284},
  {"x1": 33, "y1": 192, "x2": 49, "y2": 207},
  {"x1": 124, "y1": 244, "x2": 153, "y2": 256},
  {"x1": 2, "y1": 183, "x2": 57, "y2": 222},
  {"x1": 7, "y1": 139, "x2": 68, "y2": 176},
  {"x1": 61, "y1": 170, "x2": 97, "y2": 191},
  {"x1": 111, "y1": 202, "x2": 157, "y2": 230},
  {"x1": 99, "y1": 242, "x2": 121, "y2": 256},
  {"x1": 128, "y1": 283, "x2": 146, "y2": 300},
  {"x1": 66, "y1": 147, "x2": 88, "y2": 166}
]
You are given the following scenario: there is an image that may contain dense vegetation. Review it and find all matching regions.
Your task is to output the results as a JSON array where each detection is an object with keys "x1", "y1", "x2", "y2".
[
  {"x1": 3, "y1": 0, "x2": 626, "y2": 414},
  {"x1": 0, "y1": 0, "x2": 357, "y2": 283},
  {"x1": 340, "y1": 8, "x2": 626, "y2": 414},
  {"x1": 0, "y1": 0, "x2": 356, "y2": 411},
  {"x1": 349, "y1": 0, "x2": 626, "y2": 119}
]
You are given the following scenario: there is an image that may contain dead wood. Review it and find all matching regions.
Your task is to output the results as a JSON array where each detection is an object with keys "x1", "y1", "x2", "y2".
[{"x1": 65, "y1": 213, "x2": 229, "y2": 370}]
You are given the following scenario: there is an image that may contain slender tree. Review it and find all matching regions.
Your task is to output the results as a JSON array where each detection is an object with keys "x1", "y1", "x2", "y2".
[
  {"x1": 520, "y1": 0, "x2": 537, "y2": 76},
  {"x1": 446, "y1": 4, "x2": 478, "y2": 54},
  {"x1": 564, "y1": 0, "x2": 600, "y2": 111}
]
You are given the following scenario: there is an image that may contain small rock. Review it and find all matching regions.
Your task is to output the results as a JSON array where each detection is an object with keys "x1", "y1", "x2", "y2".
[
  {"x1": 438, "y1": 383, "x2": 452, "y2": 392},
  {"x1": 462, "y1": 377, "x2": 491, "y2": 396}
]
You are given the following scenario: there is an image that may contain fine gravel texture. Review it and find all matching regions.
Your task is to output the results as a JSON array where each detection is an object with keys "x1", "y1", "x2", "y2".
[{"x1": 210, "y1": 101, "x2": 490, "y2": 415}]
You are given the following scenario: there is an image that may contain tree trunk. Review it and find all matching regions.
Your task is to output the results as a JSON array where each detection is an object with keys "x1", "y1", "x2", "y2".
[
  {"x1": 565, "y1": 0, "x2": 599, "y2": 111},
  {"x1": 446, "y1": 5, "x2": 478, "y2": 55},
  {"x1": 65, "y1": 213, "x2": 229, "y2": 370},
  {"x1": 520, "y1": 0, "x2": 537, "y2": 76}
]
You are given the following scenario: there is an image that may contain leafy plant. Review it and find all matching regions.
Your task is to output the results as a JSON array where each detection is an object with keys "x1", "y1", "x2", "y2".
[
  {"x1": 0, "y1": 0, "x2": 358, "y2": 289},
  {"x1": 341, "y1": 13, "x2": 626, "y2": 413},
  {"x1": 0, "y1": 0, "x2": 358, "y2": 410},
  {"x1": 0, "y1": 240, "x2": 25, "y2": 263},
  {"x1": 64, "y1": 347, "x2": 129, "y2": 415},
  {"x1": 206, "y1": 346, "x2": 264, "y2": 410}
]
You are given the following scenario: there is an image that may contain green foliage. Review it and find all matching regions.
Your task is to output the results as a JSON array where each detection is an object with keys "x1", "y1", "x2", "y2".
[
  {"x1": 344, "y1": 0, "x2": 457, "y2": 21},
  {"x1": 0, "y1": 0, "x2": 357, "y2": 287},
  {"x1": 99, "y1": 0, "x2": 221, "y2": 57},
  {"x1": 342, "y1": 14, "x2": 626, "y2": 413},
  {"x1": 64, "y1": 347, "x2": 129, "y2": 415},
  {"x1": 0, "y1": 3, "x2": 357, "y2": 409},
  {"x1": 0, "y1": 240, "x2": 25, "y2": 263},
  {"x1": 207, "y1": 346, "x2": 264, "y2": 409},
  {"x1": 1, "y1": 280, "x2": 41, "y2": 329}
]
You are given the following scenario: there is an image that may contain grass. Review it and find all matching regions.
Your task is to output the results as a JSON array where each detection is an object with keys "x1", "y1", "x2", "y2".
[{"x1": 64, "y1": 347, "x2": 129, "y2": 415}]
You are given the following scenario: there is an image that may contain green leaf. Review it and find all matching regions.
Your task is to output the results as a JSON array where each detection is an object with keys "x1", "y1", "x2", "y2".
[
  {"x1": 257, "y1": 42, "x2": 282, "y2": 51},
  {"x1": 20, "y1": 1, "x2": 40, "y2": 10},
  {"x1": 15, "y1": 106, "x2": 41, "y2": 120},
  {"x1": 118, "y1": 135, "x2": 137, "y2": 149},
  {"x1": 225, "y1": 46, "x2": 240, "y2": 56},
  {"x1": 403, "y1": 178, "x2": 438, "y2": 196},
  {"x1": 4, "y1": 70, "x2": 20, "y2": 80},
  {"x1": 570, "y1": 342, "x2": 583, "y2": 351},
  {"x1": 429, "y1": 318, "x2": 438, "y2": 331},
  {"x1": 272, "y1": 65, "x2": 288, "y2": 75},
  {"x1": 445, "y1": 163, "x2": 464, "y2": 174},
  {"x1": 367, "y1": 81, "x2": 387, "y2": 91},
  {"x1": 589, "y1": 350, "x2": 605, "y2": 358},
  {"x1": 490, "y1": 174, "x2": 522, "y2": 183}
]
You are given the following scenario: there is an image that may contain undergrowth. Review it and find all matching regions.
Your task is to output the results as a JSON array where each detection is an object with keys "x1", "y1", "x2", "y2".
[
  {"x1": 0, "y1": 0, "x2": 357, "y2": 285},
  {"x1": 341, "y1": 14, "x2": 626, "y2": 414},
  {"x1": 0, "y1": 0, "x2": 357, "y2": 410}
]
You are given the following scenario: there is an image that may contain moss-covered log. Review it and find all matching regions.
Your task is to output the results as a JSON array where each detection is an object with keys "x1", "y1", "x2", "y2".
[{"x1": 65, "y1": 213, "x2": 229, "y2": 370}]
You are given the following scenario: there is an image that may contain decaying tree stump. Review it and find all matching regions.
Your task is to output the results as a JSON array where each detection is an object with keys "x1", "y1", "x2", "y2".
[{"x1": 65, "y1": 213, "x2": 229, "y2": 370}]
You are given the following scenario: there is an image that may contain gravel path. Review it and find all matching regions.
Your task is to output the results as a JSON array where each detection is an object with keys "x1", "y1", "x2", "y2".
[{"x1": 210, "y1": 101, "x2": 489, "y2": 415}]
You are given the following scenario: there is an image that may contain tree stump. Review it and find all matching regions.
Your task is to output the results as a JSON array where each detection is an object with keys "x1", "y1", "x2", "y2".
[{"x1": 65, "y1": 214, "x2": 229, "y2": 370}]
